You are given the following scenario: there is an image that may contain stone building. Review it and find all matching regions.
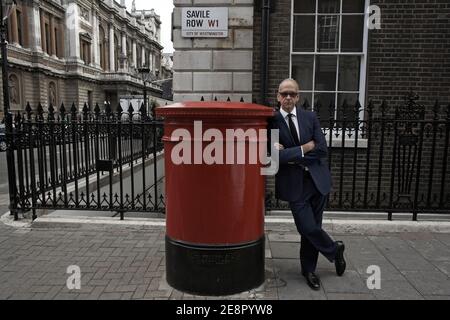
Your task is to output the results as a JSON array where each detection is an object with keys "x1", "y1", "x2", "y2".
[{"x1": 0, "y1": 0, "x2": 168, "y2": 116}]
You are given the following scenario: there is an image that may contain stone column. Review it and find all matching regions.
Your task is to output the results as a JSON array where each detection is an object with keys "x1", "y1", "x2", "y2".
[
  {"x1": 149, "y1": 51, "x2": 153, "y2": 72},
  {"x1": 141, "y1": 46, "x2": 146, "y2": 67},
  {"x1": 153, "y1": 53, "x2": 156, "y2": 74},
  {"x1": 92, "y1": 13, "x2": 100, "y2": 68},
  {"x1": 121, "y1": 33, "x2": 127, "y2": 71},
  {"x1": 132, "y1": 40, "x2": 137, "y2": 68},
  {"x1": 50, "y1": 16, "x2": 56, "y2": 56},
  {"x1": 65, "y1": 2, "x2": 81, "y2": 61},
  {"x1": 109, "y1": 24, "x2": 115, "y2": 71},
  {"x1": 29, "y1": 1, "x2": 42, "y2": 52},
  {"x1": 10, "y1": 8, "x2": 18, "y2": 44},
  {"x1": 40, "y1": 10, "x2": 46, "y2": 53}
]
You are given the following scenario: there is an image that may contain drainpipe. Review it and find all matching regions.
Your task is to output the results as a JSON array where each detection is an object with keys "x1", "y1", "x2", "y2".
[{"x1": 260, "y1": 0, "x2": 270, "y2": 106}]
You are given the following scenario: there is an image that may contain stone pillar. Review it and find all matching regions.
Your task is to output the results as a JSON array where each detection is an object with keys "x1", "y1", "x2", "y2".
[
  {"x1": 50, "y1": 16, "x2": 56, "y2": 56},
  {"x1": 141, "y1": 46, "x2": 146, "y2": 67},
  {"x1": 149, "y1": 51, "x2": 153, "y2": 72},
  {"x1": 10, "y1": 8, "x2": 18, "y2": 44},
  {"x1": 132, "y1": 40, "x2": 137, "y2": 68},
  {"x1": 109, "y1": 25, "x2": 115, "y2": 71},
  {"x1": 172, "y1": 0, "x2": 254, "y2": 103},
  {"x1": 153, "y1": 53, "x2": 157, "y2": 74},
  {"x1": 40, "y1": 10, "x2": 46, "y2": 53},
  {"x1": 65, "y1": 2, "x2": 81, "y2": 61},
  {"x1": 29, "y1": 1, "x2": 42, "y2": 52},
  {"x1": 92, "y1": 13, "x2": 100, "y2": 68},
  {"x1": 121, "y1": 33, "x2": 127, "y2": 70}
]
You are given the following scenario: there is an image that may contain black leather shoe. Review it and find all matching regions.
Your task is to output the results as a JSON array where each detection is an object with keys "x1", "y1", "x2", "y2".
[
  {"x1": 302, "y1": 272, "x2": 321, "y2": 291},
  {"x1": 335, "y1": 241, "x2": 346, "y2": 276}
]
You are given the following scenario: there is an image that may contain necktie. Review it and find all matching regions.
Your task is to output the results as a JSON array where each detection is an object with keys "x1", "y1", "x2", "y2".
[{"x1": 287, "y1": 114, "x2": 301, "y2": 146}]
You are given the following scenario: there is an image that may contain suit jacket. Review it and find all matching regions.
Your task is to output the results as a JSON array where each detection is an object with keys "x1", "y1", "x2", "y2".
[{"x1": 269, "y1": 106, "x2": 332, "y2": 202}]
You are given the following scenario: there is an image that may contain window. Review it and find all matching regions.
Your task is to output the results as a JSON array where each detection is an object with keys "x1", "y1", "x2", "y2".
[
  {"x1": 45, "y1": 23, "x2": 51, "y2": 54},
  {"x1": 99, "y1": 26, "x2": 107, "y2": 70},
  {"x1": 80, "y1": 34, "x2": 92, "y2": 65},
  {"x1": 291, "y1": 0, "x2": 368, "y2": 122}
]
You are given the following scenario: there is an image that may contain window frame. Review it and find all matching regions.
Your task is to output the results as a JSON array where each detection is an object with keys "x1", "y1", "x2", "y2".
[{"x1": 290, "y1": 0, "x2": 369, "y2": 123}]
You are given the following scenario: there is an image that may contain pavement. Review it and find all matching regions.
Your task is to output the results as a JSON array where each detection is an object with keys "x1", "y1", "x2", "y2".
[{"x1": 1, "y1": 211, "x2": 450, "y2": 300}]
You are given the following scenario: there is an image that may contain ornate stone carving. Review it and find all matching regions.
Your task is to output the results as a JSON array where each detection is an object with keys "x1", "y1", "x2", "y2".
[
  {"x1": 79, "y1": 6, "x2": 90, "y2": 22},
  {"x1": 48, "y1": 82, "x2": 57, "y2": 106},
  {"x1": 8, "y1": 74, "x2": 19, "y2": 105}
]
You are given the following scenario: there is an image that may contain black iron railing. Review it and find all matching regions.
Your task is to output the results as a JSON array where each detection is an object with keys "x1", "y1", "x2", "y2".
[
  {"x1": 6, "y1": 102, "x2": 165, "y2": 220},
  {"x1": 4, "y1": 94, "x2": 450, "y2": 221},
  {"x1": 266, "y1": 93, "x2": 450, "y2": 220}
]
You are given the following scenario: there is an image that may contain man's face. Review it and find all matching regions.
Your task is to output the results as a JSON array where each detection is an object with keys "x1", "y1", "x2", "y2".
[{"x1": 277, "y1": 81, "x2": 299, "y2": 113}]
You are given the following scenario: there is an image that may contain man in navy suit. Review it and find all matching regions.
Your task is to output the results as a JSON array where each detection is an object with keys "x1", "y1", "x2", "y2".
[{"x1": 270, "y1": 79, "x2": 346, "y2": 290}]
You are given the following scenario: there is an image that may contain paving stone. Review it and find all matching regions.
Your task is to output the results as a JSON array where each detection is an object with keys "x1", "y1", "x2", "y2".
[
  {"x1": 270, "y1": 242, "x2": 299, "y2": 259},
  {"x1": 405, "y1": 238, "x2": 450, "y2": 261},
  {"x1": 98, "y1": 292, "x2": 123, "y2": 300},
  {"x1": 401, "y1": 270, "x2": 450, "y2": 296},
  {"x1": 320, "y1": 270, "x2": 372, "y2": 294},
  {"x1": 423, "y1": 295, "x2": 450, "y2": 300},
  {"x1": 326, "y1": 293, "x2": 376, "y2": 300},
  {"x1": 1, "y1": 220, "x2": 450, "y2": 300},
  {"x1": 370, "y1": 236, "x2": 439, "y2": 272},
  {"x1": 372, "y1": 280, "x2": 424, "y2": 300},
  {"x1": 432, "y1": 261, "x2": 450, "y2": 277}
]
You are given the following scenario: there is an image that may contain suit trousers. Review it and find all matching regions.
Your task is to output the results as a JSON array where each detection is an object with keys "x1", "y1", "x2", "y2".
[{"x1": 289, "y1": 172, "x2": 337, "y2": 273}]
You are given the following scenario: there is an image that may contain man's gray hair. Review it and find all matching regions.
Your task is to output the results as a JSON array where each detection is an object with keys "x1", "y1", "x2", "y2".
[{"x1": 279, "y1": 78, "x2": 300, "y2": 92}]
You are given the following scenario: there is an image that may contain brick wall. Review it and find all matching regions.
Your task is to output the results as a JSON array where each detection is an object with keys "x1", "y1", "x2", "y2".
[
  {"x1": 368, "y1": 0, "x2": 450, "y2": 108},
  {"x1": 253, "y1": 0, "x2": 450, "y2": 109}
]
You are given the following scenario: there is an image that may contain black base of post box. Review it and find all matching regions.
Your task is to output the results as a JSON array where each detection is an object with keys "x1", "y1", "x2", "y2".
[{"x1": 166, "y1": 236, "x2": 265, "y2": 296}]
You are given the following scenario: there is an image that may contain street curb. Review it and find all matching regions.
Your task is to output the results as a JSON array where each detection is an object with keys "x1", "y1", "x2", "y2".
[
  {"x1": 267, "y1": 217, "x2": 450, "y2": 234},
  {"x1": 18, "y1": 214, "x2": 450, "y2": 233}
]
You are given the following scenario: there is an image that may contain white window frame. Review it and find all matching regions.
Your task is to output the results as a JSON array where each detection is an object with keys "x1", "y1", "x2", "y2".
[{"x1": 290, "y1": 0, "x2": 370, "y2": 124}]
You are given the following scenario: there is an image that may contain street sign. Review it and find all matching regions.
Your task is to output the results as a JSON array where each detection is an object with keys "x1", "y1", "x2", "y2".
[{"x1": 181, "y1": 7, "x2": 228, "y2": 38}]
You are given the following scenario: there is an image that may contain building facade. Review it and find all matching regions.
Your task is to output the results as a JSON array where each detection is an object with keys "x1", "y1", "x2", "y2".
[
  {"x1": 0, "y1": 0, "x2": 169, "y2": 117},
  {"x1": 172, "y1": 0, "x2": 450, "y2": 213},
  {"x1": 173, "y1": 0, "x2": 450, "y2": 107}
]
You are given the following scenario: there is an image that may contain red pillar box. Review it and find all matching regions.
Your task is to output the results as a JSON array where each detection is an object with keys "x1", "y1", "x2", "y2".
[{"x1": 156, "y1": 102, "x2": 274, "y2": 296}]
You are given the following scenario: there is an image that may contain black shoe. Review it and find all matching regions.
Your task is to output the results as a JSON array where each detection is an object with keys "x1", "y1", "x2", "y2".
[
  {"x1": 335, "y1": 241, "x2": 346, "y2": 277},
  {"x1": 302, "y1": 271, "x2": 321, "y2": 291}
]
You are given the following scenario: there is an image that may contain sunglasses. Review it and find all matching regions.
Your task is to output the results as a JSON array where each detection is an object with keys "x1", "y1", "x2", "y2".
[{"x1": 279, "y1": 91, "x2": 298, "y2": 98}]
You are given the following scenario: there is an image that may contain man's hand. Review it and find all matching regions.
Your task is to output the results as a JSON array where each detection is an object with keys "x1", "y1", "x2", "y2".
[
  {"x1": 302, "y1": 141, "x2": 316, "y2": 154},
  {"x1": 274, "y1": 143, "x2": 285, "y2": 151}
]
